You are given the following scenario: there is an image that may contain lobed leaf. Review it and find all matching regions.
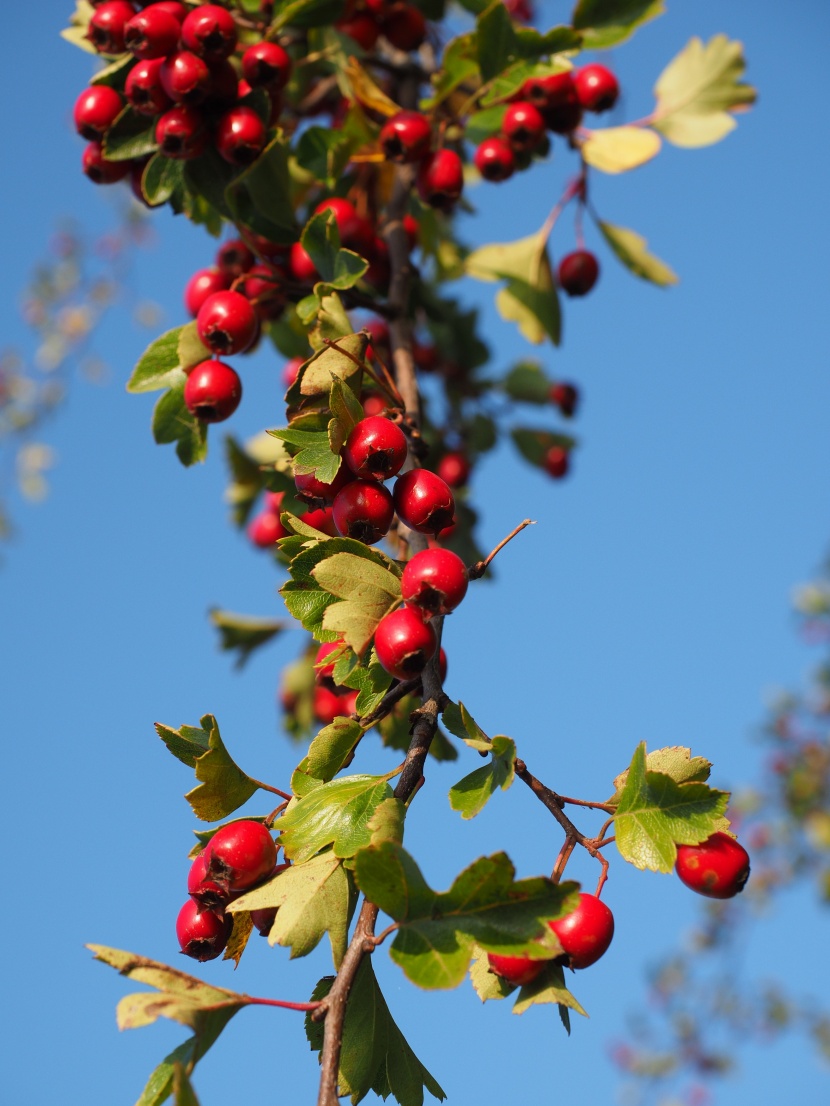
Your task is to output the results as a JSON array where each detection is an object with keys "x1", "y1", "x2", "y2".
[
  {"x1": 208, "y1": 609, "x2": 286, "y2": 670},
  {"x1": 313, "y1": 552, "x2": 402, "y2": 654},
  {"x1": 572, "y1": 0, "x2": 665, "y2": 49},
  {"x1": 273, "y1": 773, "x2": 396, "y2": 863},
  {"x1": 155, "y1": 714, "x2": 259, "y2": 822},
  {"x1": 449, "y1": 735, "x2": 516, "y2": 819}
]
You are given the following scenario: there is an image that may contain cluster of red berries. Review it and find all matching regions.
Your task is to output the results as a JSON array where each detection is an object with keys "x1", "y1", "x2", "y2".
[
  {"x1": 379, "y1": 111, "x2": 465, "y2": 212},
  {"x1": 335, "y1": 0, "x2": 427, "y2": 55},
  {"x1": 176, "y1": 819, "x2": 284, "y2": 961}
]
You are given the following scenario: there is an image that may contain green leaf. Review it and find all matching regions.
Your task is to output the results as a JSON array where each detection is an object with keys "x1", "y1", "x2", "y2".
[
  {"x1": 596, "y1": 219, "x2": 679, "y2": 286},
  {"x1": 103, "y1": 106, "x2": 158, "y2": 161},
  {"x1": 503, "y1": 360, "x2": 551, "y2": 404},
  {"x1": 155, "y1": 714, "x2": 259, "y2": 822},
  {"x1": 514, "y1": 26, "x2": 583, "y2": 58},
  {"x1": 225, "y1": 133, "x2": 296, "y2": 244},
  {"x1": 313, "y1": 552, "x2": 402, "y2": 654},
  {"x1": 652, "y1": 35, "x2": 757, "y2": 148},
  {"x1": 301, "y1": 211, "x2": 369, "y2": 291},
  {"x1": 270, "y1": 426, "x2": 341, "y2": 484},
  {"x1": 295, "y1": 126, "x2": 355, "y2": 190},
  {"x1": 229, "y1": 853, "x2": 357, "y2": 967},
  {"x1": 610, "y1": 744, "x2": 712, "y2": 802},
  {"x1": 185, "y1": 149, "x2": 238, "y2": 219},
  {"x1": 271, "y1": 0, "x2": 346, "y2": 31},
  {"x1": 441, "y1": 701, "x2": 490, "y2": 749},
  {"x1": 476, "y1": 2, "x2": 519, "y2": 83},
  {"x1": 614, "y1": 742, "x2": 731, "y2": 872},
  {"x1": 329, "y1": 375, "x2": 364, "y2": 437},
  {"x1": 152, "y1": 383, "x2": 208, "y2": 467},
  {"x1": 177, "y1": 322, "x2": 211, "y2": 371},
  {"x1": 341, "y1": 655, "x2": 393, "y2": 716},
  {"x1": 572, "y1": 0, "x2": 665, "y2": 49},
  {"x1": 128, "y1": 327, "x2": 185, "y2": 394},
  {"x1": 449, "y1": 735, "x2": 516, "y2": 819},
  {"x1": 274, "y1": 773, "x2": 396, "y2": 863},
  {"x1": 172, "y1": 1064, "x2": 200, "y2": 1106},
  {"x1": 90, "y1": 52, "x2": 135, "y2": 88},
  {"x1": 292, "y1": 331, "x2": 367, "y2": 399},
  {"x1": 478, "y1": 58, "x2": 570, "y2": 109},
  {"x1": 353, "y1": 844, "x2": 571, "y2": 989},
  {"x1": 306, "y1": 960, "x2": 446, "y2": 1105},
  {"x1": 304, "y1": 717, "x2": 366, "y2": 782},
  {"x1": 581, "y1": 126, "x2": 662, "y2": 174},
  {"x1": 141, "y1": 154, "x2": 185, "y2": 207},
  {"x1": 511, "y1": 960, "x2": 588, "y2": 1020},
  {"x1": 468, "y1": 945, "x2": 515, "y2": 1002},
  {"x1": 510, "y1": 427, "x2": 576, "y2": 468},
  {"x1": 424, "y1": 33, "x2": 479, "y2": 108},
  {"x1": 208, "y1": 609, "x2": 286, "y2": 670},
  {"x1": 466, "y1": 231, "x2": 560, "y2": 345}
]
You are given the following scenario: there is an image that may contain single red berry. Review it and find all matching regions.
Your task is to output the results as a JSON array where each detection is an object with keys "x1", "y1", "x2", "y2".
[
  {"x1": 187, "y1": 852, "x2": 229, "y2": 913},
  {"x1": 242, "y1": 263, "x2": 286, "y2": 320},
  {"x1": 550, "y1": 382, "x2": 579, "y2": 417},
  {"x1": 332, "y1": 479, "x2": 394, "y2": 544},
  {"x1": 413, "y1": 342, "x2": 439, "y2": 372},
  {"x1": 504, "y1": 0, "x2": 534, "y2": 21},
  {"x1": 159, "y1": 51, "x2": 213, "y2": 105},
  {"x1": 295, "y1": 465, "x2": 354, "y2": 505},
  {"x1": 313, "y1": 197, "x2": 374, "y2": 254},
  {"x1": 184, "y1": 267, "x2": 232, "y2": 317},
  {"x1": 401, "y1": 548, "x2": 468, "y2": 618},
  {"x1": 675, "y1": 833, "x2": 751, "y2": 899},
  {"x1": 417, "y1": 149, "x2": 464, "y2": 211},
  {"x1": 183, "y1": 360, "x2": 242, "y2": 422},
  {"x1": 125, "y1": 57, "x2": 172, "y2": 115},
  {"x1": 155, "y1": 105, "x2": 207, "y2": 160},
  {"x1": 176, "y1": 899, "x2": 232, "y2": 961},
  {"x1": 338, "y1": 688, "x2": 359, "y2": 716},
  {"x1": 343, "y1": 416, "x2": 408, "y2": 481},
  {"x1": 301, "y1": 506, "x2": 338, "y2": 535},
  {"x1": 543, "y1": 445, "x2": 569, "y2": 479},
  {"x1": 502, "y1": 101, "x2": 547, "y2": 151},
  {"x1": 436, "y1": 451, "x2": 470, "y2": 488},
  {"x1": 558, "y1": 250, "x2": 599, "y2": 297},
  {"x1": 242, "y1": 41, "x2": 293, "y2": 89},
  {"x1": 289, "y1": 241, "x2": 319, "y2": 284},
  {"x1": 574, "y1": 64, "x2": 620, "y2": 113},
  {"x1": 380, "y1": 111, "x2": 432, "y2": 164},
  {"x1": 73, "y1": 85, "x2": 123, "y2": 141},
  {"x1": 473, "y1": 137, "x2": 514, "y2": 183},
  {"x1": 550, "y1": 892, "x2": 614, "y2": 969},
  {"x1": 82, "y1": 141, "x2": 130, "y2": 185},
  {"x1": 363, "y1": 394, "x2": 386, "y2": 418},
  {"x1": 197, "y1": 290, "x2": 258, "y2": 355},
  {"x1": 204, "y1": 820, "x2": 278, "y2": 893},
  {"x1": 381, "y1": 2, "x2": 426, "y2": 50},
  {"x1": 393, "y1": 468, "x2": 455, "y2": 535},
  {"x1": 335, "y1": 12, "x2": 379, "y2": 49},
  {"x1": 313, "y1": 684, "x2": 343, "y2": 725},
  {"x1": 181, "y1": 3, "x2": 238, "y2": 60},
  {"x1": 124, "y1": 5, "x2": 181, "y2": 58},
  {"x1": 216, "y1": 106, "x2": 267, "y2": 166},
  {"x1": 487, "y1": 951, "x2": 545, "y2": 987},
  {"x1": 283, "y1": 356, "x2": 303, "y2": 387},
  {"x1": 251, "y1": 907, "x2": 278, "y2": 936},
  {"x1": 87, "y1": 1, "x2": 137, "y2": 54},
  {"x1": 216, "y1": 239, "x2": 255, "y2": 278},
  {"x1": 374, "y1": 606, "x2": 438, "y2": 680},
  {"x1": 247, "y1": 509, "x2": 288, "y2": 548},
  {"x1": 531, "y1": 71, "x2": 582, "y2": 134}
]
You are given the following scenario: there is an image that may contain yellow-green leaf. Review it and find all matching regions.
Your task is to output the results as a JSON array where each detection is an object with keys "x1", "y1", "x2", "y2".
[
  {"x1": 581, "y1": 126, "x2": 662, "y2": 174},
  {"x1": 597, "y1": 220, "x2": 678, "y2": 286}
]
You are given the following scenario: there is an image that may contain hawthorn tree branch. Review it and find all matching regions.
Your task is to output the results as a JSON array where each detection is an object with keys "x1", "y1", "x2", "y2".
[{"x1": 469, "y1": 518, "x2": 536, "y2": 579}]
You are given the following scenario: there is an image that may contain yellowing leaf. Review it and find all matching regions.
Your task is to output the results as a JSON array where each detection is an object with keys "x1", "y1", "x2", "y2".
[
  {"x1": 466, "y1": 231, "x2": 560, "y2": 346},
  {"x1": 343, "y1": 57, "x2": 401, "y2": 118},
  {"x1": 597, "y1": 220, "x2": 678, "y2": 287},
  {"x1": 313, "y1": 552, "x2": 401, "y2": 653},
  {"x1": 581, "y1": 126, "x2": 661, "y2": 174}
]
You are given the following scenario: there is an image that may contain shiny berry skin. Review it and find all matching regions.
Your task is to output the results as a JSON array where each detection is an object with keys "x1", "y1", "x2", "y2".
[
  {"x1": 543, "y1": 445, "x2": 569, "y2": 479},
  {"x1": 502, "y1": 101, "x2": 546, "y2": 151},
  {"x1": 381, "y1": 2, "x2": 426, "y2": 50},
  {"x1": 197, "y1": 291, "x2": 258, "y2": 355},
  {"x1": 187, "y1": 852, "x2": 229, "y2": 912},
  {"x1": 125, "y1": 58, "x2": 172, "y2": 116},
  {"x1": 247, "y1": 509, "x2": 288, "y2": 548},
  {"x1": 216, "y1": 239, "x2": 255, "y2": 278},
  {"x1": 675, "y1": 833, "x2": 751, "y2": 899},
  {"x1": 344, "y1": 416, "x2": 408, "y2": 481},
  {"x1": 82, "y1": 141, "x2": 130, "y2": 185},
  {"x1": 87, "y1": 1, "x2": 137, "y2": 54},
  {"x1": 295, "y1": 465, "x2": 354, "y2": 505},
  {"x1": 216, "y1": 106, "x2": 267, "y2": 167},
  {"x1": 374, "y1": 606, "x2": 438, "y2": 680},
  {"x1": 437, "y1": 452, "x2": 470, "y2": 488},
  {"x1": 204, "y1": 820, "x2": 278, "y2": 893},
  {"x1": 574, "y1": 64, "x2": 620, "y2": 113},
  {"x1": 313, "y1": 198, "x2": 374, "y2": 254},
  {"x1": 73, "y1": 86, "x2": 123, "y2": 141},
  {"x1": 487, "y1": 951, "x2": 545, "y2": 987},
  {"x1": 181, "y1": 4, "x2": 238, "y2": 60},
  {"x1": 401, "y1": 548, "x2": 468, "y2": 618},
  {"x1": 160, "y1": 51, "x2": 212, "y2": 105},
  {"x1": 332, "y1": 479, "x2": 394, "y2": 544},
  {"x1": 473, "y1": 137, "x2": 514, "y2": 182},
  {"x1": 183, "y1": 360, "x2": 242, "y2": 423},
  {"x1": 124, "y1": 5, "x2": 181, "y2": 58},
  {"x1": 393, "y1": 469, "x2": 455, "y2": 535},
  {"x1": 242, "y1": 41, "x2": 293, "y2": 89},
  {"x1": 301, "y1": 506, "x2": 338, "y2": 536},
  {"x1": 558, "y1": 250, "x2": 599, "y2": 296},
  {"x1": 155, "y1": 105, "x2": 207, "y2": 160},
  {"x1": 176, "y1": 899, "x2": 233, "y2": 961},
  {"x1": 184, "y1": 267, "x2": 231, "y2": 317},
  {"x1": 550, "y1": 892, "x2": 614, "y2": 969},
  {"x1": 550, "y1": 382, "x2": 579, "y2": 417},
  {"x1": 380, "y1": 111, "x2": 432, "y2": 163},
  {"x1": 289, "y1": 241, "x2": 319, "y2": 284},
  {"x1": 417, "y1": 149, "x2": 464, "y2": 211}
]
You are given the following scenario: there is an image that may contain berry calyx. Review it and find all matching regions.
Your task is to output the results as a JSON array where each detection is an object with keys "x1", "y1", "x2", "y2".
[
  {"x1": 187, "y1": 852, "x2": 229, "y2": 912},
  {"x1": 242, "y1": 41, "x2": 293, "y2": 89},
  {"x1": 216, "y1": 106, "x2": 267, "y2": 166},
  {"x1": 380, "y1": 111, "x2": 432, "y2": 164},
  {"x1": 487, "y1": 951, "x2": 545, "y2": 987},
  {"x1": 155, "y1": 105, "x2": 207, "y2": 160},
  {"x1": 374, "y1": 606, "x2": 438, "y2": 680},
  {"x1": 87, "y1": 1, "x2": 137, "y2": 55},
  {"x1": 125, "y1": 57, "x2": 172, "y2": 116},
  {"x1": 196, "y1": 291, "x2": 258, "y2": 355},
  {"x1": 473, "y1": 137, "x2": 515, "y2": 183},
  {"x1": 401, "y1": 548, "x2": 468, "y2": 618},
  {"x1": 332, "y1": 479, "x2": 394, "y2": 544},
  {"x1": 417, "y1": 149, "x2": 464, "y2": 211},
  {"x1": 543, "y1": 445, "x2": 569, "y2": 479},
  {"x1": 675, "y1": 832, "x2": 751, "y2": 899},
  {"x1": 550, "y1": 382, "x2": 579, "y2": 418},
  {"x1": 216, "y1": 238, "x2": 255, "y2": 278},
  {"x1": 502, "y1": 101, "x2": 546, "y2": 151},
  {"x1": 550, "y1": 892, "x2": 614, "y2": 969},
  {"x1": 204, "y1": 820, "x2": 278, "y2": 893},
  {"x1": 180, "y1": 3, "x2": 238, "y2": 60},
  {"x1": 343, "y1": 416, "x2": 408, "y2": 481},
  {"x1": 393, "y1": 469, "x2": 455, "y2": 535},
  {"x1": 183, "y1": 360, "x2": 242, "y2": 423},
  {"x1": 176, "y1": 899, "x2": 233, "y2": 961},
  {"x1": 558, "y1": 250, "x2": 599, "y2": 297},
  {"x1": 574, "y1": 64, "x2": 620, "y2": 113},
  {"x1": 73, "y1": 85, "x2": 124, "y2": 141}
]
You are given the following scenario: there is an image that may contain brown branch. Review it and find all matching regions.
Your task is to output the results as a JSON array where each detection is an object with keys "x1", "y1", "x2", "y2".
[
  {"x1": 468, "y1": 518, "x2": 536, "y2": 579},
  {"x1": 357, "y1": 675, "x2": 420, "y2": 728}
]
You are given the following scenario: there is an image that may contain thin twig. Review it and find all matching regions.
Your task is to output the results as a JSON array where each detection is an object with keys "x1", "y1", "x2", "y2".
[
  {"x1": 251, "y1": 779, "x2": 293, "y2": 800},
  {"x1": 468, "y1": 518, "x2": 535, "y2": 579},
  {"x1": 245, "y1": 995, "x2": 323, "y2": 1013},
  {"x1": 554, "y1": 794, "x2": 616, "y2": 813}
]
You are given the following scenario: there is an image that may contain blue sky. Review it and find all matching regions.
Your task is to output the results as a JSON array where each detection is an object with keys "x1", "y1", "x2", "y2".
[{"x1": 3, "y1": 2, "x2": 829, "y2": 1104}]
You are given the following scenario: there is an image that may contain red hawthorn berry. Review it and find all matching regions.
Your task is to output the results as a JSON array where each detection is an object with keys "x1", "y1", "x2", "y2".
[
  {"x1": 374, "y1": 606, "x2": 438, "y2": 680},
  {"x1": 314, "y1": 641, "x2": 342, "y2": 681},
  {"x1": 283, "y1": 356, "x2": 303, "y2": 388},
  {"x1": 204, "y1": 820, "x2": 278, "y2": 893},
  {"x1": 216, "y1": 106, "x2": 267, "y2": 166},
  {"x1": 332, "y1": 479, "x2": 394, "y2": 544},
  {"x1": 543, "y1": 445, "x2": 569, "y2": 479},
  {"x1": 73, "y1": 85, "x2": 124, "y2": 141},
  {"x1": 301, "y1": 506, "x2": 338, "y2": 536},
  {"x1": 181, "y1": 3, "x2": 238, "y2": 60},
  {"x1": 153, "y1": 1, "x2": 187, "y2": 20},
  {"x1": 558, "y1": 250, "x2": 599, "y2": 296},
  {"x1": 530, "y1": 72, "x2": 582, "y2": 133},
  {"x1": 155, "y1": 105, "x2": 207, "y2": 159},
  {"x1": 413, "y1": 341, "x2": 439, "y2": 372},
  {"x1": 176, "y1": 899, "x2": 233, "y2": 961},
  {"x1": 381, "y1": 3, "x2": 426, "y2": 51},
  {"x1": 87, "y1": 1, "x2": 137, "y2": 54},
  {"x1": 487, "y1": 951, "x2": 545, "y2": 987},
  {"x1": 313, "y1": 684, "x2": 343, "y2": 725},
  {"x1": 343, "y1": 416, "x2": 408, "y2": 481},
  {"x1": 242, "y1": 41, "x2": 293, "y2": 89},
  {"x1": 574, "y1": 64, "x2": 620, "y2": 113},
  {"x1": 401, "y1": 547, "x2": 468, "y2": 618},
  {"x1": 197, "y1": 290, "x2": 258, "y2": 355},
  {"x1": 438, "y1": 646, "x2": 448, "y2": 683},
  {"x1": 675, "y1": 833, "x2": 751, "y2": 899},
  {"x1": 416, "y1": 149, "x2": 464, "y2": 211},
  {"x1": 125, "y1": 57, "x2": 172, "y2": 116},
  {"x1": 550, "y1": 892, "x2": 614, "y2": 969},
  {"x1": 335, "y1": 12, "x2": 380, "y2": 49},
  {"x1": 251, "y1": 907, "x2": 278, "y2": 936},
  {"x1": 289, "y1": 241, "x2": 319, "y2": 284},
  {"x1": 313, "y1": 197, "x2": 374, "y2": 255},
  {"x1": 187, "y1": 852, "x2": 229, "y2": 913},
  {"x1": 382, "y1": 111, "x2": 436, "y2": 162},
  {"x1": 338, "y1": 688, "x2": 359, "y2": 716},
  {"x1": 183, "y1": 360, "x2": 242, "y2": 423},
  {"x1": 473, "y1": 137, "x2": 514, "y2": 183},
  {"x1": 550, "y1": 382, "x2": 579, "y2": 418},
  {"x1": 216, "y1": 239, "x2": 255, "y2": 278},
  {"x1": 393, "y1": 468, "x2": 455, "y2": 535},
  {"x1": 295, "y1": 465, "x2": 354, "y2": 505},
  {"x1": 504, "y1": 0, "x2": 534, "y2": 21},
  {"x1": 502, "y1": 100, "x2": 547, "y2": 151},
  {"x1": 362, "y1": 394, "x2": 386, "y2": 418},
  {"x1": 436, "y1": 451, "x2": 470, "y2": 488},
  {"x1": 247, "y1": 509, "x2": 288, "y2": 548},
  {"x1": 159, "y1": 51, "x2": 213, "y2": 105},
  {"x1": 241, "y1": 263, "x2": 286, "y2": 320},
  {"x1": 124, "y1": 5, "x2": 181, "y2": 58},
  {"x1": 82, "y1": 141, "x2": 130, "y2": 185},
  {"x1": 184, "y1": 267, "x2": 232, "y2": 318}
]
